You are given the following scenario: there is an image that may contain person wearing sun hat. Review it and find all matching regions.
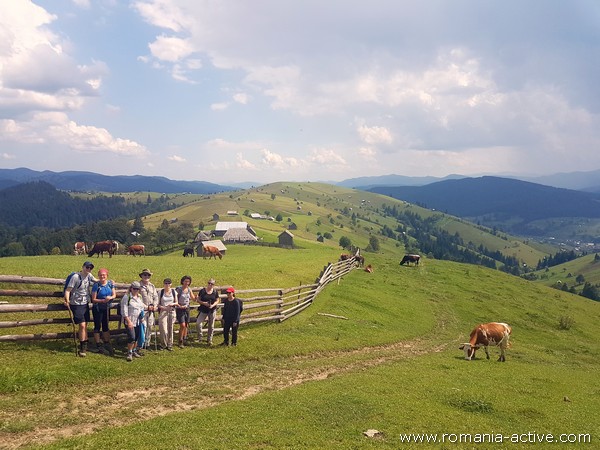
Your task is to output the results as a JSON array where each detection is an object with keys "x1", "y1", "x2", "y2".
[
  {"x1": 138, "y1": 268, "x2": 158, "y2": 350},
  {"x1": 220, "y1": 287, "x2": 243, "y2": 347},
  {"x1": 121, "y1": 281, "x2": 145, "y2": 361},
  {"x1": 64, "y1": 261, "x2": 96, "y2": 357}
]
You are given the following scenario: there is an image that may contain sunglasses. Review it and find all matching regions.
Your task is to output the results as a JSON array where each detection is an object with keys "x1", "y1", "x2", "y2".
[
  {"x1": 84, "y1": 266, "x2": 93, "y2": 269},
  {"x1": 131, "y1": 287, "x2": 140, "y2": 291}
]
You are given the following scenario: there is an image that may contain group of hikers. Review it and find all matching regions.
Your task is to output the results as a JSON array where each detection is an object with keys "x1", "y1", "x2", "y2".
[{"x1": 63, "y1": 261, "x2": 243, "y2": 361}]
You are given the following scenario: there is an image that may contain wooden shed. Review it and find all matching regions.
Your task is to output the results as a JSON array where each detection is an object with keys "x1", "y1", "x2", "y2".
[{"x1": 278, "y1": 230, "x2": 294, "y2": 248}]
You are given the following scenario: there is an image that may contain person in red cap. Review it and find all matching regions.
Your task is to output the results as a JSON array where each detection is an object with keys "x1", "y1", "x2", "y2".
[{"x1": 220, "y1": 287, "x2": 243, "y2": 347}]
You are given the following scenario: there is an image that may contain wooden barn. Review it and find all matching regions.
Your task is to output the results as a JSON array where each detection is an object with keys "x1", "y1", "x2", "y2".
[
  {"x1": 278, "y1": 230, "x2": 294, "y2": 248},
  {"x1": 223, "y1": 228, "x2": 258, "y2": 243}
]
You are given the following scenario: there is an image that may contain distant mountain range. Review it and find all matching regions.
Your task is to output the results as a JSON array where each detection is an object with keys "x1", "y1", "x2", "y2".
[
  {"x1": 339, "y1": 169, "x2": 600, "y2": 193},
  {"x1": 0, "y1": 168, "x2": 235, "y2": 194},
  {"x1": 368, "y1": 176, "x2": 600, "y2": 238}
]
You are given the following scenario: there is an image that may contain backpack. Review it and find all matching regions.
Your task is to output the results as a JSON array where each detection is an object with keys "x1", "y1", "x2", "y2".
[{"x1": 63, "y1": 272, "x2": 82, "y2": 296}]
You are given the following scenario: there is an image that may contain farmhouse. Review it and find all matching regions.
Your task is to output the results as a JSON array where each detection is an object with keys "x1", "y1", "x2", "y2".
[
  {"x1": 227, "y1": 210, "x2": 238, "y2": 216},
  {"x1": 193, "y1": 230, "x2": 212, "y2": 242},
  {"x1": 213, "y1": 221, "x2": 256, "y2": 237}
]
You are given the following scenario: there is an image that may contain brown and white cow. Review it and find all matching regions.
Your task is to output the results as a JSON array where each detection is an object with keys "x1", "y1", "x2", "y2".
[
  {"x1": 88, "y1": 240, "x2": 117, "y2": 258},
  {"x1": 459, "y1": 322, "x2": 512, "y2": 362},
  {"x1": 128, "y1": 244, "x2": 145, "y2": 256},
  {"x1": 73, "y1": 241, "x2": 87, "y2": 256},
  {"x1": 202, "y1": 245, "x2": 223, "y2": 260}
]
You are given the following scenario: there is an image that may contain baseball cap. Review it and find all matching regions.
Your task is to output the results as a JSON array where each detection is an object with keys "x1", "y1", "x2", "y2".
[
  {"x1": 83, "y1": 261, "x2": 94, "y2": 269},
  {"x1": 131, "y1": 281, "x2": 141, "y2": 289},
  {"x1": 226, "y1": 287, "x2": 235, "y2": 293}
]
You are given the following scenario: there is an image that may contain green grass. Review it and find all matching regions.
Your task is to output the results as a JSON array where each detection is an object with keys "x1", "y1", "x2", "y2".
[{"x1": 1, "y1": 247, "x2": 600, "y2": 448}]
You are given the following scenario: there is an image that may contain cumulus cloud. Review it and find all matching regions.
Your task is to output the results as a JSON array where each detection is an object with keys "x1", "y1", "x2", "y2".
[
  {"x1": 1, "y1": 112, "x2": 148, "y2": 157},
  {"x1": 357, "y1": 124, "x2": 393, "y2": 145},
  {"x1": 236, "y1": 153, "x2": 257, "y2": 170},
  {"x1": 261, "y1": 149, "x2": 301, "y2": 170},
  {"x1": 168, "y1": 155, "x2": 186, "y2": 163},
  {"x1": 1, "y1": 152, "x2": 16, "y2": 160}
]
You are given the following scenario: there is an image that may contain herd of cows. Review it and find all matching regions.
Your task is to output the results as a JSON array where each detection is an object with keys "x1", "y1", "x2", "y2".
[
  {"x1": 73, "y1": 241, "x2": 144, "y2": 258},
  {"x1": 74, "y1": 242, "x2": 512, "y2": 361},
  {"x1": 75, "y1": 241, "x2": 223, "y2": 259}
]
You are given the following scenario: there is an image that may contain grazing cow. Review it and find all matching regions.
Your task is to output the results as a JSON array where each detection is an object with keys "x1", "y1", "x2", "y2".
[
  {"x1": 365, "y1": 264, "x2": 373, "y2": 273},
  {"x1": 128, "y1": 244, "x2": 145, "y2": 256},
  {"x1": 73, "y1": 241, "x2": 87, "y2": 256},
  {"x1": 355, "y1": 254, "x2": 365, "y2": 267},
  {"x1": 459, "y1": 322, "x2": 512, "y2": 362},
  {"x1": 400, "y1": 254, "x2": 420, "y2": 266},
  {"x1": 112, "y1": 240, "x2": 120, "y2": 255},
  {"x1": 88, "y1": 240, "x2": 118, "y2": 258},
  {"x1": 339, "y1": 254, "x2": 352, "y2": 261},
  {"x1": 202, "y1": 245, "x2": 223, "y2": 260},
  {"x1": 183, "y1": 247, "x2": 194, "y2": 257}
]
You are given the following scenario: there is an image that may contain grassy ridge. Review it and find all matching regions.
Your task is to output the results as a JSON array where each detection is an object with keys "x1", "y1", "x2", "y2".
[{"x1": 1, "y1": 248, "x2": 599, "y2": 448}]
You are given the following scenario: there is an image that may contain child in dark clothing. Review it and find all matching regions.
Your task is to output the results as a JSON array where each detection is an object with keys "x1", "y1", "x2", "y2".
[{"x1": 221, "y1": 287, "x2": 243, "y2": 346}]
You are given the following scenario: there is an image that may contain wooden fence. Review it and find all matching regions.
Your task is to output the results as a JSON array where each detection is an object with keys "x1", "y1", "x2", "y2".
[{"x1": 0, "y1": 251, "x2": 361, "y2": 342}]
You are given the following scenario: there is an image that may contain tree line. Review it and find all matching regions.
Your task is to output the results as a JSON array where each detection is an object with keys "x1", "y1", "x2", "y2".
[{"x1": 0, "y1": 181, "x2": 195, "y2": 256}]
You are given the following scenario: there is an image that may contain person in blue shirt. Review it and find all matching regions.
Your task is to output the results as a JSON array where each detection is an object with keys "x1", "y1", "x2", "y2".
[{"x1": 91, "y1": 268, "x2": 116, "y2": 355}]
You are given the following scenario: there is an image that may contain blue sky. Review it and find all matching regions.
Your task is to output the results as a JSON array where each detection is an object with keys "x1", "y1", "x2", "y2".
[{"x1": 1, "y1": 1, "x2": 599, "y2": 185}]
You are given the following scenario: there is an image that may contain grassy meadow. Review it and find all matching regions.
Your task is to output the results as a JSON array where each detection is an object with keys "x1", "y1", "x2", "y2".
[{"x1": 1, "y1": 246, "x2": 599, "y2": 449}]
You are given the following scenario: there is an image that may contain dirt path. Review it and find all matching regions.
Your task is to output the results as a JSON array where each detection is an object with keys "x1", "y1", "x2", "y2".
[{"x1": 2, "y1": 336, "x2": 450, "y2": 449}]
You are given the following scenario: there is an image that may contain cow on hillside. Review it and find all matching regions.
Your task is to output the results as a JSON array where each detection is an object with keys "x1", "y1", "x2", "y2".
[
  {"x1": 400, "y1": 254, "x2": 420, "y2": 266},
  {"x1": 73, "y1": 242, "x2": 87, "y2": 256},
  {"x1": 183, "y1": 247, "x2": 194, "y2": 257},
  {"x1": 128, "y1": 244, "x2": 145, "y2": 256},
  {"x1": 88, "y1": 240, "x2": 118, "y2": 258},
  {"x1": 459, "y1": 322, "x2": 512, "y2": 362},
  {"x1": 202, "y1": 245, "x2": 223, "y2": 260}
]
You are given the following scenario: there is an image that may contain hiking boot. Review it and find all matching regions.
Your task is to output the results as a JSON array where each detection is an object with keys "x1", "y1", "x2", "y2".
[
  {"x1": 126, "y1": 353, "x2": 133, "y2": 362},
  {"x1": 133, "y1": 351, "x2": 142, "y2": 358},
  {"x1": 220, "y1": 342, "x2": 229, "y2": 346},
  {"x1": 166, "y1": 346, "x2": 173, "y2": 351},
  {"x1": 78, "y1": 350, "x2": 87, "y2": 357},
  {"x1": 89, "y1": 345, "x2": 101, "y2": 353},
  {"x1": 178, "y1": 341, "x2": 184, "y2": 348},
  {"x1": 104, "y1": 344, "x2": 114, "y2": 356},
  {"x1": 135, "y1": 349, "x2": 145, "y2": 356},
  {"x1": 232, "y1": 343, "x2": 237, "y2": 347},
  {"x1": 207, "y1": 341, "x2": 213, "y2": 346}
]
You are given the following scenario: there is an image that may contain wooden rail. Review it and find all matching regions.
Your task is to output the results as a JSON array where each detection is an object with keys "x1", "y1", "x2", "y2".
[{"x1": 0, "y1": 251, "x2": 362, "y2": 342}]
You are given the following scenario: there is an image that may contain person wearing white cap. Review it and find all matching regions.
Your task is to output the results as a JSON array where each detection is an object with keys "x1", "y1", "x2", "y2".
[{"x1": 121, "y1": 281, "x2": 145, "y2": 361}]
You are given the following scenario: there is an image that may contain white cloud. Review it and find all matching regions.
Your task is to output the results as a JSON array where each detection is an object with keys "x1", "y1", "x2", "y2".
[
  {"x1": 236, "y1": 153, "x2": 257, "y2": 170},
  {"x1": 261, "y1": 149, "x2": 301, "y2": 170},
  {"x1": 357, "y1": 124, "x2": 393, "y2": 145},
  {"x1": 210, "y1": 102, "x2": 229, "y2": 111},
  {"x1": 148, "y1": 35, "x2": 195, "y2": 63},
  {"x1": 1, "y1": 112, "x2": 148, "y2": 157},
  {"x1": 1, "y1": 152, "x2": 16, "y2": 160},
  {"x1": 233, "y1": 93, "x2": 249, "y2": 105},
  {"x1": 168, "y1": 155, "x2": 186, "y2": 163}
]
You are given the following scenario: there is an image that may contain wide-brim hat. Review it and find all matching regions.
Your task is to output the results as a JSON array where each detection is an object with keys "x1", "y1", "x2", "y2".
[{"x1": 139, "y1": 269, "x2": 153, "y2": 277}]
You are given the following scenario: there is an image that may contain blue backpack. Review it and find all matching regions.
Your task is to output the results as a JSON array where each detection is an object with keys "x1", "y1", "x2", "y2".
[{"x1": 63, "y1": 272, "x2": 82, "y2": 296}]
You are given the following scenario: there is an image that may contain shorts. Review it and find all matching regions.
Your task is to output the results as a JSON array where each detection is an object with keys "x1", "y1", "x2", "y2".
[
  {"x1": 176, "y1": 308, "x2": 190, "y2": 324},
  {"x1": 125, "y1": 325, "x2": 141, "y2": 344},
  {"x1": 69, "y1": 304, "x2": 90, "y2": 324}
]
